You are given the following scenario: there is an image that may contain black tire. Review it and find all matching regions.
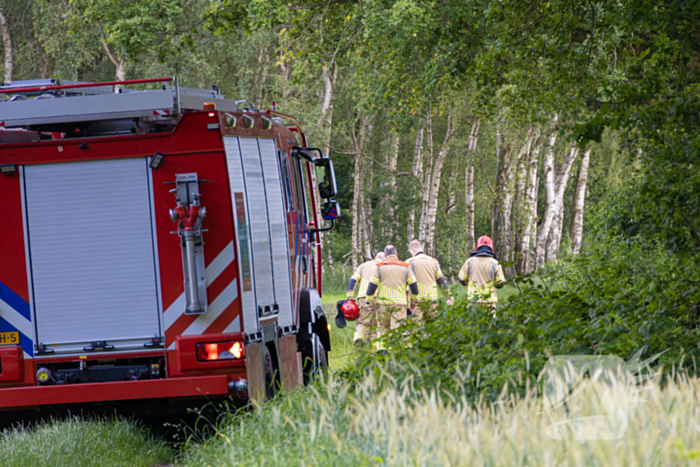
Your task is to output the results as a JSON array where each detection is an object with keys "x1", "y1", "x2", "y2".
[
  {"x1": 302, "y1": 335, "x2": 327, "y2": 385},
  {"x1": 315, "y1": 335, "x2": 328, "y2": 373},
  {"x1": 263, "y1": 346, "x2": 277, "y2": 401}
]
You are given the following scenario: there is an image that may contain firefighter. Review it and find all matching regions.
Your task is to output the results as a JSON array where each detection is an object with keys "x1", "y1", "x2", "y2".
[
  {"x1": 346, "y1": 252, "x2": 386, "y2": 346},
  {"x1": 365, "y1": 245, "x2": 419, "y2": 348},
  {"x1": 458, "y1": 235, "x2": 506, "y2": 309},
  {"x1": 406, "y1": 240, "x2": 453, "y2": 320}
]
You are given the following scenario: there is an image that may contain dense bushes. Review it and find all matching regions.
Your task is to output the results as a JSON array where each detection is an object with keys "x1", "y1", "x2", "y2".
[{"x1": 343, "y1": 238, "x2": 700, "y2": 400}]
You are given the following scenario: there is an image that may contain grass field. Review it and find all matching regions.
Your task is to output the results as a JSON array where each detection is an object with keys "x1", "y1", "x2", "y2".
[
  {"x1": 0, "y1": 417, "x2": 173, "y2": 467},
  {"x1": 179, "y1": 365, "x2": 700, "y2": 466}
]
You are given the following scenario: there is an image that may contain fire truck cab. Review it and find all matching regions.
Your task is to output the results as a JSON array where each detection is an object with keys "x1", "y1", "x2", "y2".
[{"x1": 0, "y1": 77, "x2": 339, "y2": 412}]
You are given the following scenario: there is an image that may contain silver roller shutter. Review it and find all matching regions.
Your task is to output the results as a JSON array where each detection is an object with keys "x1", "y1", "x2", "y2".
[
  {"x1": 24, "y1": 158, "x2": 160, "y2": 351},
  {"x1": 258, "y1": 138, "x2": 294, "y2": 328}
]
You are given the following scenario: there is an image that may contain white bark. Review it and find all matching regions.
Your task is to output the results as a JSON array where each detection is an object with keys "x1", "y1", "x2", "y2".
[
  {"x1": 517, "y1": 136, "x2": 544, "y2": 274},
  {"x1": 534, "y1": 129, "x2": 559, "y2": 269},
  {"x1": 0, "y1": 8, "x2": 12, "y2": 83},
  {"x1": 407, "y1": 122, "x2": 424, "y2": 240},
  {"x1": 100, "y1": 36, "x2": 126, "y2": 87},
  {"x1": 350, "y1": 114, "x2": 375, "y2": 268},
  {"x1": 546, "y1": 202, "x2": 564, "y2": 263},
  {"x1": 536, "y1": 142, "x2": 579, "y2": 267},
  {"x1": 492, "y1": 128, "x2": 535, "y2": 278},
  {"x1": 317, "y1": 64, "x2": 335, "y2": 158},
  {"x1": 382, "y1": 131, "x2": 400, "y2": 242},
  {"x1": 420, "y1": 108, "x2": 455, "y2": 255},
  {"x1": 513, "y1": 129, "x2": 539, "y2": 274},
  {"x1": 569, "y1": 148, "x2": 591, "y2": 256},
  {"x1": 465, "y1": 117, "x2": 480, "y2": 252},
  {"x1": 417, "y1": 110, "x2": 434, "y2": 245}
]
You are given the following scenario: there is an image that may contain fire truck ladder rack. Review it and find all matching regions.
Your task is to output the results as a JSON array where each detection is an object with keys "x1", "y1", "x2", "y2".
[{"x1": 0, "y1": 77, "x2": 242, "y2": 128}]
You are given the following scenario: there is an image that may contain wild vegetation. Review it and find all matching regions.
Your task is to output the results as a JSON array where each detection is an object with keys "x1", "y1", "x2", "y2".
[{"x1": 0, "y1": 0, "x2": 699, "y2": 464}]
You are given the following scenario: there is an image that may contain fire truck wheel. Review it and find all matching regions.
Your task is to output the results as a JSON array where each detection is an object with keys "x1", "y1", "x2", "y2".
[
  {"x1": 264, "y1": 345, "x2": 277, "y2": 401},
  {"x1": 302, "y1": 334, "x2": 328, "y2": 385}
]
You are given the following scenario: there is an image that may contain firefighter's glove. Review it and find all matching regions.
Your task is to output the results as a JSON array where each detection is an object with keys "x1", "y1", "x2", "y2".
[{"x1": 335, "y1": 300, "x2": 347, "y2": 329}]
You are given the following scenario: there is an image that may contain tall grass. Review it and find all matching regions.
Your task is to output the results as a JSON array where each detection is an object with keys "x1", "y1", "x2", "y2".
[
  {"x1": 0, "y1": 417, "x2": 173, "y2": 467},
  {"x1": 181, "y1": 363, "x2": 700, "y2": 466}
]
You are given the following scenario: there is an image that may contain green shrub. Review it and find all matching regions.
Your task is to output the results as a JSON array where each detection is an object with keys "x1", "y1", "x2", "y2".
[{"x1": 342, "y1": 238, "x2": 700, "y2": 400}]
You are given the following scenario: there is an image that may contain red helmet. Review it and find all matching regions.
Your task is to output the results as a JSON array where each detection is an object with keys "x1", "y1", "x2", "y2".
[
  {"x1": 476, "y1": 235, "x2": 494, "y2": 250},
  {"x1": 341, "y1": 300, "x2": 360, "y2": 321}
]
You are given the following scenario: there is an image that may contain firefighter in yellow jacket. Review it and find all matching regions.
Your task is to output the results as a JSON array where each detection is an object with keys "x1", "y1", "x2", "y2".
[
  {"x1": 345, "y1": 252, "x2": 385, "y2": 345},
  {"x1": 458, "y1": 235, "x2": 506, "y2": 308},
  {"x1": 406, "y1": 240, "x2": 453, "y2": 320},
  {"x1": 365, "y1": 245, "x2": 419, "y2": 346}
]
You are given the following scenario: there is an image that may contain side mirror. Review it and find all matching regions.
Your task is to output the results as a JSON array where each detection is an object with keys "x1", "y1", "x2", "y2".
[
  {"x1": 314, "y1": 158, "x2": 337, "y2": 199},
  {"x1": 321, "y1": 199, "x2": 340, "y2": 221}
]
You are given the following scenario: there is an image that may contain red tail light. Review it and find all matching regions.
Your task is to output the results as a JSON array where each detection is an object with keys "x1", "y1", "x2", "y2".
[{"x1": 196, "y1": 341, "x2": 245, "y2": 362}]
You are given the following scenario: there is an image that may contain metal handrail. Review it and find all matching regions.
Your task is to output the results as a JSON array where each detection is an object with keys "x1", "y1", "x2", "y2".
[{"x1": 0, "y1": 77, "x2": 174, "y2": 95}]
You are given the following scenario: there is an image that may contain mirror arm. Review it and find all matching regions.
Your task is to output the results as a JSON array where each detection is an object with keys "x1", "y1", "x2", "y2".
[
  {"x1": 310, "y1": 219, "x2": 335, "y2": 233},
  {"x1": 306, "y1": 148, "x2": 324, "y2": 160}
]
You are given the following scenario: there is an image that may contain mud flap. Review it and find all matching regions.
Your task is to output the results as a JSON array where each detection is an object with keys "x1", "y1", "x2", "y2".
[
  {"x1": 245, "y1": 342, "x2": 264, "y2": 403},
  {"x1": 279, "y1": 335, "x2": 300, "y2": 391}
]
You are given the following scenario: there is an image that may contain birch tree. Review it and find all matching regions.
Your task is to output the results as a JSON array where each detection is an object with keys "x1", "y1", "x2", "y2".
[
  {"x1": 419, "y1": 108, "x2": 455, "y2": 256},
  {"x1": 492, "y1": 127, "x2": 535, "y2": 278},
  {"x1": 569, "y1": 148, "x2": 591, "y2": 256},
  {"x1": 465, "y1": 117, "x2": 480, "y2": 252},
  {"x1": 516, "y1": 134, "x2": 544, "y2": 274},
  {"x1": 381, "y1": 131, "x2": 400, "y2": 243},
  {"x1": 407, "y1": 122, "x2": 425, "y2": 240},
  {"x1": 349, "y1": 113, "x2": 376, "y2": 268},
  {"x1": 0, "y1": 7, "x2": 12, "y2": 83},
  {"x1": 535, "y1": 142, "x2": 579, "y2": 267}
]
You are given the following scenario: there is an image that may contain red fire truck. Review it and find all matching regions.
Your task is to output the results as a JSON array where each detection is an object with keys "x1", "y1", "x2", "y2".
[{"x1": 0, "y1": 77, "x2": 339, "y2": 412}]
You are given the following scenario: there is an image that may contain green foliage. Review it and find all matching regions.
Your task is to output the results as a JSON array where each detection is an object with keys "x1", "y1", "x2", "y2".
[
  {"x1": 343, "y1": 239, "x2": 700, "y2": 400},
  {"x1": 68, "y1": 0, "x2": 187, "y2": 63},
  {"x1": 0, "y1": 417, "x2": 172, "y2": 467}
]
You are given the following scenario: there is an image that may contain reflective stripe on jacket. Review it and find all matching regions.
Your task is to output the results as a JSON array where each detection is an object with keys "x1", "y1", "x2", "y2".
[
  {"x1": 458, "y1": 256, "x2": 505, "y2": 303},
  {"x1": 406, "y1": 253, "x2": 445, "y2": 301},
  {"x1": 367, "y1": 255, "x2": 417, "y2": 305},
  {"x1": 347, "y1": 260, "x2": 380, "y2": 299}
]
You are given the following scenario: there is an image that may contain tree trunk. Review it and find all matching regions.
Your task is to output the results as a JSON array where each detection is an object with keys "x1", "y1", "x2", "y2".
[
  {"x1": 517, "y1": 135, "x2": 544, "y2": 274},
  {"x1": 465, "y1": 117, "x2": 480, "y2": 252},
  {"x1": 513, "y1": 130, "x2": 540, "y2": 274},
  {"x1": 100, "y1": 36, "x2": 126, "y2": 87},
  {"x1": 407, "y1": 122, "x2": 424, "y2": 241},
  {"x1": 417, "y1": 110, "x2": 434, "y2": 246},
  {"x1": 350, "y1": 114, "x2": 376, "y2": 268},
  {"x1": 382, "y1": 131, "x2": 400, "y2": 242},
  {"x1": 534, "y1": 130, "x2": 559, "y2": 269},
  {"x1": 362, "y1": 128, "x2": 375, "y2": 258},
  {"x1": 0, "y1": 8, "x2": 12, "y2": 83},
  {"x1": 536, "y1": 142, "x2": 579, "y2": 267},
  {"x1": 492, "y1": 128, "x2": 535, "y2": 278},
  {"x1": 317, "y1": 64, "x2": 336, "y2": 159},
  {"x1": 351, "y1": 150, "x2": 363, "y2": 270},
  {"x1": 546, "y1": 202, "x2": 564, "y2": 263},
  {"x1": 420, "y1": 108, "x2": 455, "y2": 256},
  {"x1": 569, "y1": 148, "x2": 591, "y2": 256}
]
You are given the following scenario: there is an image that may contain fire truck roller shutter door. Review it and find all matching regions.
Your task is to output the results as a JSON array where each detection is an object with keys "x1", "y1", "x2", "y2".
[
  {"x1": 257, "y1": 138, "x2": 294, "y2": 328},
  {"x1": 24, "y1": 158, "x2": 161, "y2": 352},
  {"x1": 238, "y1": 137, "x2": 275, "y2": 318},
  {"x1": 224, "y1": 137, "x2": 258, "y2": 335}
]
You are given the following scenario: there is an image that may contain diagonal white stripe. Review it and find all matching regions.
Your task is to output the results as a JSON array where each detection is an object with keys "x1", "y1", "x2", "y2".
[
  {"x1": 206, "y1": 241, "x2": 235, "y2": 287},
  {"x1": 168, "y1": 279, "x2": 238, "y2": 349},
  {"x1": 163, "y1": 241, "x2": 235, "y2": 329},
  {"x1": 0, "y1": 298, "x2": 34, "y2": 340},
  {"x1": 223, "y1": 315, "x2": 241, "y2": 334}
]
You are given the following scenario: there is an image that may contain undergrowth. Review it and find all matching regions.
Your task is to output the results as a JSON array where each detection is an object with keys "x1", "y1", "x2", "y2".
[{"x1": 0, "y1": 417, "x2": 173, "y2": 467}]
